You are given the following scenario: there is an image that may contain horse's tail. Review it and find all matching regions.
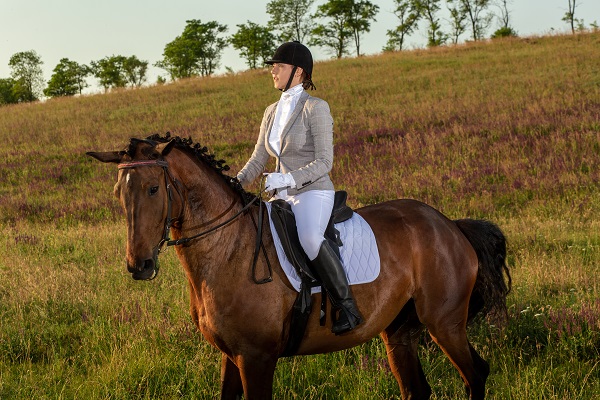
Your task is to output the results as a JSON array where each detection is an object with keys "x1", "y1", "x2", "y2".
[{"x1": 454, "y1": 219, "x2": 512, "y2": 324}]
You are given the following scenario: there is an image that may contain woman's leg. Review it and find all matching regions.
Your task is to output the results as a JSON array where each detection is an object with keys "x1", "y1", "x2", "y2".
[
  {"x1": 286, "y1": 190, "x2": 363, "y2": 334},
  {"x1": 288, "y1": 190, "x2": 334, "y2": 260}
]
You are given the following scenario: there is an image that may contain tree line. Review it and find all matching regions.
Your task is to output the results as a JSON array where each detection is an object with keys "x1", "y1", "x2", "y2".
[{"x1": 1, "y1": 0, "x2": 594, "y2": 105}]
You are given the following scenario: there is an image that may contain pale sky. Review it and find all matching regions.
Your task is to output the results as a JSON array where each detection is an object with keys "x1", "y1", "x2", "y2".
[{"x1": 1, "y1": 0, "x2": 598, "y2": 91}]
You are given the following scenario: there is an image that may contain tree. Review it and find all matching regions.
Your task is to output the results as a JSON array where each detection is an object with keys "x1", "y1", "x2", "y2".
[
  {"x1": 44, "y1": 58, "x2": 90, "y2": 97},
  {"x1": 90, "y1": 55, "x2": 128, "y2": 92},
  {"x1": 90, "y1": 55, "x2": 148, "y2": 91},
  {"x1": 384, "y1": 0, "x2": 421, "y2": 52},
  {"x1": 562, "y1": 0, "x2": 579, "y2": 34},
  {"x1": 310, "y1": 0, "x2": 354, "y2": 58},
  {"x1": 156, "y1": 20, "x2": 228, "y2": 80},
  {"x1": 456, "y1": 0, "x2": 494, "y2": 41},
  {"x1": 123, "y1": 56, "x2": 148, "y2": 87},
  {"x1": 155, "y1": 38, "x2": 197, "y2": 81},
  {"x1": 0, "y1": 78, "x2": 17, "y2": 105},
  {"x1": 346, "y1": 0, "x2": 379, "y2": 56},
  {"x1": 447, "y1": 0, "x2": 468, "y2": 44},
  {"x1": 494, "y1": 0, "x2": 511, "y2": 29},
  {"x1": 491, "y1": 0, "x2": 517, "y2": 38},
  {"x1": 9, "y1": 50, "x2": 44, "y2": 102},
  {"x1": 491, "y1": 26, "x2": 517, "y2": 38},
  {"x1": 414, "y1": 0, "x2": 447, "y2": 47},
  {"x1": 266, "y1": 0, "x2": 316, "y2": 42},
  {"x1": 230, "y1": 21, "x2": 277, "y2": 70}
]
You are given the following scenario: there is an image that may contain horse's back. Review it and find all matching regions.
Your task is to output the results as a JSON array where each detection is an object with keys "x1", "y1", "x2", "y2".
[
  {"x1": 357, "y1": 198, "x2": 473, "y2": 248},
  {"x1": 357, "y1": 198, "x2": 451, "y2": 225},
  {"x1": 356, "y1": 199, "x2": 460, "y2": 249}
]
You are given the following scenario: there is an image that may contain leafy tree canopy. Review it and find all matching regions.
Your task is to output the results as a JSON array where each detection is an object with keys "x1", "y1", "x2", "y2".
[
  {"x1": 123, "y1": 56, "x2": 148, "y2": 87},
  {"x1": 414, "y1": 0, "x2": 448, "y2": 47},
  {"x1": 90, "y1": 56, "x2": 128, "y2": 91},
  {"x1": 230, "y1": 21, "x2": 277, "y2": 70},
  {"x1": 310, "y1": 0, "x2": 354, "y2": 59},
  {"x1": 0, "y1": 78, "x2": 18, "y2": 105},
  {"x1": 266, "y1": 0, "x2": 316, "y2": 43},
  {"x1": 9, "y1": 50, "x2": 44, "y2": 102},
  {"x1": 346, "y1": 0, "x2": 379, "y2": 56},
  {"x1": 384, "y1": 0, "x2": 421, "y2": 52},
  {"x1": 44, "y1": 58, "x2": 90, "y2": 97},
  {"x1": 90, "y1": 55, "x2": 148, "y2": 92},
  {"x1": 452, "y1": 0, "x2": 493, "y2": 41},
  {"x1": 156, "y1": 19, "x2": 228, "y2": 80}
]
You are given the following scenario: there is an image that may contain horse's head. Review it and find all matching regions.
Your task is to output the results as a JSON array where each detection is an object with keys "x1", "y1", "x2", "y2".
[{"x1": 87, "y1": 138, "x2": 179, "y2": 280}]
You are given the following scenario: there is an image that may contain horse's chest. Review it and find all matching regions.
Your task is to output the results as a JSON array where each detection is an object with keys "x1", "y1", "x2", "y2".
[{"x1": 191, "y1": 293, "x2": 235, "y2": 351}]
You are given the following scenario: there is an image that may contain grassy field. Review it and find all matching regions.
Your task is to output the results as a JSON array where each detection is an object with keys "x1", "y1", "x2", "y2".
[{"x1": 0, "y1": 32, "x2": 599, "y2": 399}]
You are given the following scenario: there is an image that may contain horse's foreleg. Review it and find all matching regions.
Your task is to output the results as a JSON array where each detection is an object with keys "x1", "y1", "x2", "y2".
[
  {"x1": 382, "y1": 300, "x2": 432, "y2": 400},
  {"x1": 220, "y1": 354, "x2": 243, "y2": 400},
  {"x1": 237, "y1": 354, "x2": 278, "y2": 400}
]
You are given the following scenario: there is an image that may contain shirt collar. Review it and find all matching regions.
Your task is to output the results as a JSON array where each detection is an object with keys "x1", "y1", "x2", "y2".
[{"x1": 281, "y1": 83, "x2": 304, "y2": 101}]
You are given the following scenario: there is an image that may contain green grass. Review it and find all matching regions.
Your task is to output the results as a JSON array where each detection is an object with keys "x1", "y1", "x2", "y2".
[{"x1": 0, "y1": 32, "x2": 599, "y2": 398}]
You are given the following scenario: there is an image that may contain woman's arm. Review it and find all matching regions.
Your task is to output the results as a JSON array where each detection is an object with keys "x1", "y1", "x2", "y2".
[
  {"x1": 288, "y1": 99, "x2": 334, "y2": 189},
  {"x1": 237, "y1": 105, "x2": 275, "y2": 188}
]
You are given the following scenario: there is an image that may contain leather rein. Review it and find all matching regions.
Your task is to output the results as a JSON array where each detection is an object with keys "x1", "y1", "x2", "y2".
[{"x1": 117, "y1": 159, "x2": 273, "y2": 284}]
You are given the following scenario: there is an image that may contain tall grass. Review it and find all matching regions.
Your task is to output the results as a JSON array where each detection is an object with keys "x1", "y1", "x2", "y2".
[{"x1": 1, "y1": 32, "x2": 598, "y2": 398}]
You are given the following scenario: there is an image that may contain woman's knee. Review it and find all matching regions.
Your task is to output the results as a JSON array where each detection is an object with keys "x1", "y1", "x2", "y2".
[{"x1": 299, "y1": 233, "x2": 324, "y2": 261}]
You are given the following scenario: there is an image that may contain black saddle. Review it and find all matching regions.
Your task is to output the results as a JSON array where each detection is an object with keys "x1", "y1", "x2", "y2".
[{"x1": 269, "y1": 191, "x2": 354, "y2": 356}]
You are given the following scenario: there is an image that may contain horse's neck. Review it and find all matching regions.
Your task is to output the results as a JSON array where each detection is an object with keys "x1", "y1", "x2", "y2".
[{"x1": 169, "y1": 152, "x2": 255, "y2": 283}]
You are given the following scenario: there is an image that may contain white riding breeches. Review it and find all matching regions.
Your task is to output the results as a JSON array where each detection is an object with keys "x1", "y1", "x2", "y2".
[{"x1": 273, "y1": 189, "x2": 335, "y2": 261}]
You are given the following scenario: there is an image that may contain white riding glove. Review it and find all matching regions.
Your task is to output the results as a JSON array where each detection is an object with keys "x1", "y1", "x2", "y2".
[{"x1": 264, "y1": 172, "x2": 295, "y2": 192}]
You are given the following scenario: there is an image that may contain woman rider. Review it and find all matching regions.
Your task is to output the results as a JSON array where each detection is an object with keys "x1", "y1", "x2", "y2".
[{"x1": 236, "y1": 41, "x2": 362, "y2": 335}]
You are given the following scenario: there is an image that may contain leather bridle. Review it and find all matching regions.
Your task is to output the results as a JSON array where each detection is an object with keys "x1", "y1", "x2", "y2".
[{"x1": 117, "y1": 159, "x2": 272, "y2": 283}]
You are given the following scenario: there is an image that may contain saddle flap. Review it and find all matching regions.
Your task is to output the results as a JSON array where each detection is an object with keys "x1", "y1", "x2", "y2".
[{"x1": 270, "y1": 199, "x2": 317, "y2": 281}]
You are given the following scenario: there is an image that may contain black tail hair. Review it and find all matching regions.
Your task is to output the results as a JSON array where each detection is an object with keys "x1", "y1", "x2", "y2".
[{"x1": 454, "y1": 219, "x2": 512, "y2": 323}]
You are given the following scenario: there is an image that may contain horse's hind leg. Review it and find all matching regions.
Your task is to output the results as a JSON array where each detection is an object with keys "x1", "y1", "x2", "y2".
[
  {"x1": 381, "y1": 299, "x2": 432, "y2": 400},
  {"x1": 426, "y1": 317, "x2": 489, "y2": 399}
]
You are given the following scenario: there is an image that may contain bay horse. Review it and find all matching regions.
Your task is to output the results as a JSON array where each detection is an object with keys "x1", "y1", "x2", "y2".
[{"x1": 87, "y1": 133, "x2": 511, "y2": 400}]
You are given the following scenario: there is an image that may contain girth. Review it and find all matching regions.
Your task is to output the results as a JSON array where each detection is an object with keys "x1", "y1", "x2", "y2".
[{"x1": 270, "y1": 191, "x2": 353, "y2": 356}]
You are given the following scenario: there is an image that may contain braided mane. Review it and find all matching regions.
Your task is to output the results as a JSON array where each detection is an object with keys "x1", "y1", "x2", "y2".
[{"x1": 144, "y1": 132, "x2": 255, "y2": 204}]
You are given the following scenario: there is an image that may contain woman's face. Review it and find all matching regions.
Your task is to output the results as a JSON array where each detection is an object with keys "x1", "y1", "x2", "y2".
[{"x1": 270, "y1": 63, "x2": 302, "y2": 90}]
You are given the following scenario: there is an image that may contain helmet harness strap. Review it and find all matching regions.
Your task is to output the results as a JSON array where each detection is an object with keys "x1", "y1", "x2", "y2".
[{"x1": 283, "y1": 65, "x2": 298, "y2": 92}]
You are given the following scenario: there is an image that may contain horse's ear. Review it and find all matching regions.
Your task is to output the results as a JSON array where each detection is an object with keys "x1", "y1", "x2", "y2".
[
  {"x1": 86, "y1": 151, "x2": 124, "y2": 164},
  {"x1": 155, "y1": 140, "x2": 176, "y2": 157}
]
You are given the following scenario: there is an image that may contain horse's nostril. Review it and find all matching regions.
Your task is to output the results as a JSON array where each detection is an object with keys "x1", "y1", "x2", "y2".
[{"x1": 143, "y1": 259, "x2": 155, "y2": 271}]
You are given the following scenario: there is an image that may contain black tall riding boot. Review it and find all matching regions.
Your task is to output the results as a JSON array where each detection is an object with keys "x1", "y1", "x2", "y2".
[{"x1": 311, "y1": 241, "x2": 363, "y2": 335}]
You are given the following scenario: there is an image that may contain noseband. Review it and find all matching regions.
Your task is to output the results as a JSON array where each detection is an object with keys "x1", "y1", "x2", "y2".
[{"x1": 117, "y1": 159, "x2": 270, "y2": 283}]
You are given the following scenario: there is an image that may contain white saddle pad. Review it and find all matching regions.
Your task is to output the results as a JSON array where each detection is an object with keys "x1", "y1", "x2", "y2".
[{"x1": 265, "y1": 202, "x2": 381, "y2": 293}]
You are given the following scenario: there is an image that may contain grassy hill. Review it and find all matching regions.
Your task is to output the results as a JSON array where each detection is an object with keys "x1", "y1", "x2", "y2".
[{"x1": 0, "y1": 33, "x2": 598, "y2": 398}]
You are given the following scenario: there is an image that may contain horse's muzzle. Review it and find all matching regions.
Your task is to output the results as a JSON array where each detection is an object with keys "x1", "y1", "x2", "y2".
[{"x1": 127, "y1": 258, "x2": 158, "y2": 280}]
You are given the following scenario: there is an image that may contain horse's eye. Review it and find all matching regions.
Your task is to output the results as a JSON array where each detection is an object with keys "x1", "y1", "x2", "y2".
[{"x1": 149, "y1": 186, "x2": 159, "y2": 196}]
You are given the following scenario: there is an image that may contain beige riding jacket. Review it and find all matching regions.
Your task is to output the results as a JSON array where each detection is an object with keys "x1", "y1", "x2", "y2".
[{"x1": 237, "y1": 91, "x2": 335, "y2": 195}]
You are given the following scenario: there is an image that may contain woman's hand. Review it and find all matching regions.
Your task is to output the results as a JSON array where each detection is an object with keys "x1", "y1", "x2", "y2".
[{"x1": 264, "y1": 173, "x2": 295, "y2": 192}]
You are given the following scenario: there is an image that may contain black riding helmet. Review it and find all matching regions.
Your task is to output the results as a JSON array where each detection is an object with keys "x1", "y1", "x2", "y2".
[{"x1": 266, "y1": 41, "x2": 316, "y2": 91}]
